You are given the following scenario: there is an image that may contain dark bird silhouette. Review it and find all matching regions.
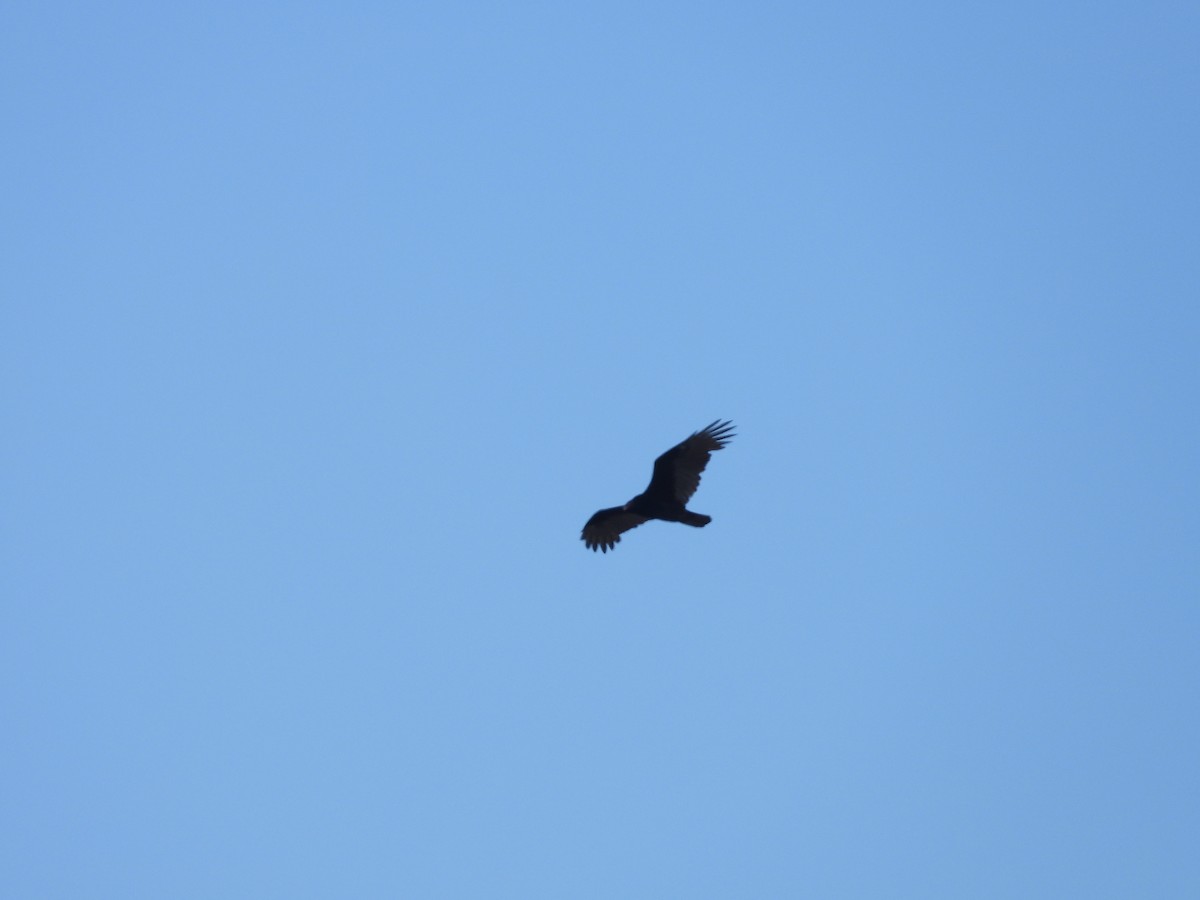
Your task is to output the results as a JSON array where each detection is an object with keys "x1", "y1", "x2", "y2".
[{"x1": 581, "y1": 420, "x2": 735, "y2": 553}]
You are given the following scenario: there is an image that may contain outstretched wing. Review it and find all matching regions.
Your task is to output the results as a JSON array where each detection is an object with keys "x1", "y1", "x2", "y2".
[
  {"x1": 646, "y1": 419, "x2": 736, "y2": 504},
  {"x1": 581, "y1": 506, "x2": 648, "y2": 553}
]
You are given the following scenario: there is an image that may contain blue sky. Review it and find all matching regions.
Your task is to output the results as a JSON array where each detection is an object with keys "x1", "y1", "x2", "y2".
[{"x1": 3, "y1": 2, "x2": 1198, "y2": 897}]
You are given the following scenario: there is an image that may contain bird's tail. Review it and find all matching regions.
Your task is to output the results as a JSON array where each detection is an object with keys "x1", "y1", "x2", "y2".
[{"x1": 681, "y1": 511, "x2": 712, "y2": 528}]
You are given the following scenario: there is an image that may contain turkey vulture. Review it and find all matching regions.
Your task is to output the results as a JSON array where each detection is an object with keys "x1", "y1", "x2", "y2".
[{"x1": 581, "y1": 419, "x2": 735, "y2": 553}]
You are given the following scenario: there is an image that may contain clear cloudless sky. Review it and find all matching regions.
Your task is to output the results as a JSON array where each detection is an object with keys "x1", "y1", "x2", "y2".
[{"x1": 3, "y1": 2, "x2": 1198, "y2": 897}]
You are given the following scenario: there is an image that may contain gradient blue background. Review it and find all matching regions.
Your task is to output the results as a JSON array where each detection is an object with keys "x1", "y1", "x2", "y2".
[{"x1": 4, "y1": 3, "x2": 1198, "y2": 897}]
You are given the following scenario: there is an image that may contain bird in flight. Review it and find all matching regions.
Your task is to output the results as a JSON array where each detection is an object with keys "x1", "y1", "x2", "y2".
[{"x1": 581, "y1": 420, "x2": 736, "y2": 553}]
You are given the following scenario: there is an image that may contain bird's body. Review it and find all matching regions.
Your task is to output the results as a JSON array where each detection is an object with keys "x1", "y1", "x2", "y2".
[{"x1": 581, "y1": 420, "x2": 735, "y2": 553}]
